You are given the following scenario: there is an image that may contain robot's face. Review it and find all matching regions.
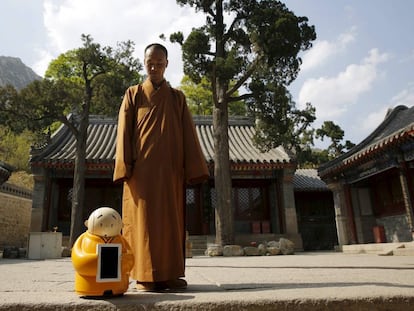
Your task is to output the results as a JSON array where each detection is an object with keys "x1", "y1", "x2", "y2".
[{"x1": 85, "y1": 207, "x2": 123, "y2": 238}]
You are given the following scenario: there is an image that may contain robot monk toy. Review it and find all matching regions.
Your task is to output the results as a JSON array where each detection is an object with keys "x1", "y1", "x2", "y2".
[{"x1": 71, "y1": 207, "x2": 134, "y2": 297}]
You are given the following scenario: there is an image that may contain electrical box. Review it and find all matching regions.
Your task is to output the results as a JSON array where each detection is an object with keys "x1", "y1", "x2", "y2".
[{"x1": 27, "y1": 232, "x2": 62, "y2": 259}]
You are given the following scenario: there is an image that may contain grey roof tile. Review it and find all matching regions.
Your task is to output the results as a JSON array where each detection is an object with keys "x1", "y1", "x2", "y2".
[
  {"x1": 293, "y1": 169, "x2": 328, "y2": 191},
  {"x1": 319, "y1": 105, "x2": 414, "y2": 177},
  {"x1": 31, "y1": 115, "x2": 293, "y2": 169}
]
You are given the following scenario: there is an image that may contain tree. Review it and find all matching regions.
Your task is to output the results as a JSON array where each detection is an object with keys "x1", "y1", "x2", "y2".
[
  {"x1": 170, "y1": 0, "x2": 316, "y2": 245},
  {"x1": 0, "y1": 85, "x2": 28, "y2": 133},
  {"x1": 180, "y1": 75, "x2": 213, "y2": 115},
  {"x1": 2, "y1": 34, "x2": 142, "y2": 246},
  {"x1": 0, "y1": 126, "x2": 36, "y2": 171},
  {"x1": 295, "y1": 121, "x2": 355, "y2": 168},
  {"x1": 180, "y1": 75, "x2": 247, "y2": 116},
  {"x1": 316, "y1": 121, "x2": 355, "y2": 158}
]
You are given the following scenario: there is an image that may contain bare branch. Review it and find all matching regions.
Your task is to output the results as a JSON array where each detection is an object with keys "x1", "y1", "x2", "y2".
[
  {"x1": 228, "y1": 93, "x2": 254, "y2": 102},
  {"x1": 226, "y1": 56, "x2": 261, "y2": 97}
]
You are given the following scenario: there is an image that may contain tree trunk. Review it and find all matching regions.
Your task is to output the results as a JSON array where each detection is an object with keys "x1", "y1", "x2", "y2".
[
  {"x1": 212, "y1": 0, "x2": 234, "y2": 246},
  {"x1": 69, "y1": 112, "x2": 88, "y2": 247},
  {"x1": 213, "y1": 100, "x2": 234, "y2": 246}
]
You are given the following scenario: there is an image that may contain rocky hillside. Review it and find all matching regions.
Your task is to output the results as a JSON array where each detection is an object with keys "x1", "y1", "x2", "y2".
[{"x1": 0, "y1": 56, "x2": 41, "y2": 90}]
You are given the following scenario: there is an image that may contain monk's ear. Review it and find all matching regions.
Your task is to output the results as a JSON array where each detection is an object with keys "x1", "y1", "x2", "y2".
[{"x1": 165, "y1": 59, "x2": 168, "y2": 68}]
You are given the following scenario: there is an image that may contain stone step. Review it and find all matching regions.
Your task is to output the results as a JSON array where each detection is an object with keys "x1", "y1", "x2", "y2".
[
  {"x1": 191, "y1": 249, "x2": 206, "y2": 256},
  {"x1": 188, "y1": 236, "x2": 208, "y2": 257},
  {"x1": 189, "y1": 236, "x2": 207, "y2": 245},
  {"x1": 191, "y1": 241, "x2": 207, "y2": 247},
  {"x1": 342, "y1": 242, "x2": 414, "y2": 256},
  {"x1": 393, "y1": 248, "x2": 414, "y2": 256}
]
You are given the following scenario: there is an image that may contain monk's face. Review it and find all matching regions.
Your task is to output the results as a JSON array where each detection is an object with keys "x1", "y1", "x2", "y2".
[{"x1": 144, "y1": 47, "x2": 168, "y2": 85}]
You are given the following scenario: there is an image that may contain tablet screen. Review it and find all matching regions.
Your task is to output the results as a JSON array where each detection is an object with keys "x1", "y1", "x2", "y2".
[{"x1": 96, "y1": 244, "x2": 122, "y2": 282}]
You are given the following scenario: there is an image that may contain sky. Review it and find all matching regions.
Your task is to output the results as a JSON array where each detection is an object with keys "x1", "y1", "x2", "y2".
[{"x1": 1, "y1": 0, "x2": 414, "y2": 148}]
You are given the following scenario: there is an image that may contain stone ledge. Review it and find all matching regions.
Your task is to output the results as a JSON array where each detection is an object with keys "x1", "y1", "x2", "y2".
[{"x1": 1, "y1": 297, "x2": 414, "y2": 311}]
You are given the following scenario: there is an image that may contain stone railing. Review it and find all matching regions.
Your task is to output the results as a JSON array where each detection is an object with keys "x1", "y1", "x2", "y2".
[{"x1": 0, "y1": 182, "x2": 32, "y2": 199}]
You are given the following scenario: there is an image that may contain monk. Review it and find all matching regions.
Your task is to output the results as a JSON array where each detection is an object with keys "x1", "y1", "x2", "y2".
[{"x1": 113, "y1": 43, "x2": 209, "y2": 292}]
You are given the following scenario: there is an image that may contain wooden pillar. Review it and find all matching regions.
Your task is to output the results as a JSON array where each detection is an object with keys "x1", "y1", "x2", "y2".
[
  {"x1": 344, "y1": 184, "x2": 358, "y2": 244},
  {"x1": 399, "y1": 161, "x2": 414, "y2": 235},
  {"x1": 281, "y1": 167, "x2": 298, "y2": 235},
  {"x1": 328, "y1": 181, "x2": 353, "y2": 246}
]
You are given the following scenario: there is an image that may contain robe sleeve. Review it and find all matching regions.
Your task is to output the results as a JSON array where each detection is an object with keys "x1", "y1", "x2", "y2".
[
  {"x1": 113, "y1": 86, "x2": 138, "y2": 183},
  {"x1": 179, "y1": 90, "x2": 210, "y2": 185}
]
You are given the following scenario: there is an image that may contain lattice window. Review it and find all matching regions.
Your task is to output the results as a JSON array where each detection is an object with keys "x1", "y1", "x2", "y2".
[
  {"x1": 209, "y1": 186, "x2": 267, "y2": 221},
  {"x1": 186, "y1": 188, "x2": 195, "y2": 205},
  {"x1": 234, "y1": 187, "x2": 265, "y2": 220}
]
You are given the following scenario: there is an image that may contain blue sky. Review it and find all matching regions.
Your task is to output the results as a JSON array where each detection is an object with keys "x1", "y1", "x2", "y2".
[{"x1": 1, "y1": 0, "x2": 413, "y2": 148}]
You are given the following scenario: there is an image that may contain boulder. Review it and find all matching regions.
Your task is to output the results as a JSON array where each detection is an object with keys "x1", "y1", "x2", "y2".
[
  {"x1": 279, "y1": 238, "x2": 295, "y2": 255},
  {"x1": 267, "y1": 246, "x2": 282, "y2": 255},
  {"x1": 206, "y1": 244, "x2": 223, "y2": 256},
  {"x1": 243, "y1": 246, "x2": 260, "y2": 256},
  {"x1": 258, "y1": 243, "x2": 267, "y2": 256},
  {"x1": 223, "y1": 245, "x2": 244, "y2": 256}
]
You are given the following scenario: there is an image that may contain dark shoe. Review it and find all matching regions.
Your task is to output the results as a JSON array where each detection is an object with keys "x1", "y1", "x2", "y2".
[{"x1": 164, "y1": 278, "x2": 187, "y2": 290}]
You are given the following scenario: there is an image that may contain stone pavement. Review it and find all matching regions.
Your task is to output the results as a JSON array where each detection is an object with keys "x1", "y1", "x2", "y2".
[{"x1": 1, "y1": 251, "x2": 414, "y2": 310}]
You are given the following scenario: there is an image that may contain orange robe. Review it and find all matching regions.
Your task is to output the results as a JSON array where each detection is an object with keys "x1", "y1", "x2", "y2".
[{"x1": 113, "y1": 78, "x2": 209, "y2": 282}]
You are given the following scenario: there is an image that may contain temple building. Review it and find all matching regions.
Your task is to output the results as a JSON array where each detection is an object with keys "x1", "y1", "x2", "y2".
[
  {"x1": 30, "y1": 114, "x2": 336, "y2": 250},
  {"x1": 318, "y1": 105, "x2": 414, "y2": 246}
]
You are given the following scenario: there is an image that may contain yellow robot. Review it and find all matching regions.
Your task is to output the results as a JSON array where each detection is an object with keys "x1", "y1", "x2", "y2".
[{"x1": 71, "y1": 207, "x2": 134, "y2": 297}]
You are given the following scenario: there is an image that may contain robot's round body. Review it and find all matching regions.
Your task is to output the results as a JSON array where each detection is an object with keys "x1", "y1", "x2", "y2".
[{"x1": 71, "y1": 207, "x2": 134, "y2": 297}]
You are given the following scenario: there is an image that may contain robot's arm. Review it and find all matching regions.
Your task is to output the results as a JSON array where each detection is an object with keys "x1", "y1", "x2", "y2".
[{"x1": 71, "y1": 235, "x2": 98, "y2": 276}]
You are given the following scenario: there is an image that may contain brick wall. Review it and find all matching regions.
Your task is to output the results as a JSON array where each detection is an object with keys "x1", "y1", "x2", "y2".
[{"x1": 0, "y1": 183, "x2": 32, "y2": 249}]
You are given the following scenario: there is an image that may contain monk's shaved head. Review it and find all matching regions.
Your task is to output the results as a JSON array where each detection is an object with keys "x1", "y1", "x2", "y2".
[{"x1": 144, "y1": 43, "x2": 168, "y2": 59}]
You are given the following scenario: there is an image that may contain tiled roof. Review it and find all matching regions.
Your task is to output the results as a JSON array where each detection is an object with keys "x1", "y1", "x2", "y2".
[
  {"x1": 0, "y1": 161, "x2": 13, "y2": 185},
  {"x1": 30, "y1": 114, "x2": 293, "y2": 171},
  {"x1": 293, "y1": 169, "x2": 328, "y2": 191},
  {"x1": 193, "y1": 116, "x2": 292, "y2": 169},
  {"x1": 318, "y1": 105, "x2": 414, "y2": 178}
]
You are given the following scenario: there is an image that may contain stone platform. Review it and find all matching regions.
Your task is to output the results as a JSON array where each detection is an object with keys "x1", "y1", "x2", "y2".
[{"x1": 1, "y1": 251, "x2": 414, "y2": 310}]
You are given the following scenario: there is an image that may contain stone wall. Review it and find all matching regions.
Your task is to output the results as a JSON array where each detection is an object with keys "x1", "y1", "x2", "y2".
[
  {"x1": 378, "y1": 214, "x2": 412, "y2": 243},
  {"x1": 0, "y1": 183, "x2": 32, "y2": 249}
]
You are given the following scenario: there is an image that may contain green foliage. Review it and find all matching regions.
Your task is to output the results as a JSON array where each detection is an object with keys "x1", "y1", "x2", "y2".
[
  {"x1": 296, "y1": 148, "x2": 330, "y2": 169},
  {"x1": 0, "y1": 85, "x2": 22, "y2": 132},
  {"x1": 0, "y1": 126, "x2": 36, "y2": 171},
  {"x1": 316, "y1": 121, "x2": 355, "y2": 158},
  {"x1": 171, "y1": 0, "x2": 316, "y2": 152},
  {"x1": 247, "y1": 83, "x2": 316, "y2": 152},
  {"x1": 44, "y1": 35, "x2": 142, "y2": 118},
  {"x1": 0, "y1": 34, "x2": 144, "y2": 245},
  {"x1": 19, "y1": 78, "x2": 83, "y2": 129},
  {"x1": 1, "y1": 34, "x2": 142, "y2": 137},
  {"x1": 296, "y1": 121, "x2": 355, "y2": 167},
  {"x1": 180, "y1": 75, "x2": 213, "y2": 115},
  {"x1": 229, "y1": 99, "x2": 248, "y2": 116},
  {"x1": 180, "y1": 75, "x2": 247, "y2": 116}
]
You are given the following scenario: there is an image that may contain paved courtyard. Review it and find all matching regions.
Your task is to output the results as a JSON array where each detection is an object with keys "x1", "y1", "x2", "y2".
[{"x1": 1, "y1": 251, "x2": 413, "y2": 310}]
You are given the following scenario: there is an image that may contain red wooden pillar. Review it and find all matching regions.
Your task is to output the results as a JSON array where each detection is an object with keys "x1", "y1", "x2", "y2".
[{"x1": 344, "y1": 184, "x2": 358, "y2": 244}]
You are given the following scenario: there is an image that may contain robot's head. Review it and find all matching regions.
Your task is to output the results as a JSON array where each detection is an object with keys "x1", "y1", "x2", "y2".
[{"x1": 85, "y1": 207, "x2": 123, "y2": 238}]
